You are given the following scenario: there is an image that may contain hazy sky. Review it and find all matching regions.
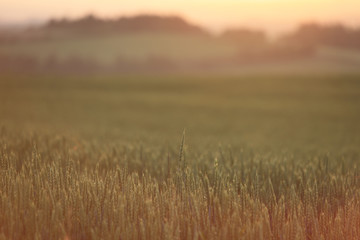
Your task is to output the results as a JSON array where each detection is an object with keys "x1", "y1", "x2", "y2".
[{"x1": 1, "y1": 0, "x2": 360, "y2": 34}]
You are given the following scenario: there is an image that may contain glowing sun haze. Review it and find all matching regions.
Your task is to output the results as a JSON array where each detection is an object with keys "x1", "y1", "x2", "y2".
[{"x1": 1, "y1": 0, "x2": 360, "y2": 33}]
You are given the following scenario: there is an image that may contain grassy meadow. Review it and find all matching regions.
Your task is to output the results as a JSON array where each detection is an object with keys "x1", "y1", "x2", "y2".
[{"x1": 1, "y1": 72, "x2": 360, "y2": 239}]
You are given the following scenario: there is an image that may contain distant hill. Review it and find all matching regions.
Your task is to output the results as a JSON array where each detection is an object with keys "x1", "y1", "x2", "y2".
[{"x1": 45, "y1": 14, "x2": 208, "y2": 35}]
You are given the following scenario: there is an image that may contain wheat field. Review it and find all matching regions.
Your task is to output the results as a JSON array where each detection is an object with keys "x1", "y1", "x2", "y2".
[{"x1": 1, "y1": 73, "x2": 360, "y2": 239}]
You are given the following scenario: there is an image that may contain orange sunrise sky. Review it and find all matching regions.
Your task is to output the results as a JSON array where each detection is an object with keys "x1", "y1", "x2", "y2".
[{"x1": 1, "y1": 0, "x2": 360, "y2": 34}]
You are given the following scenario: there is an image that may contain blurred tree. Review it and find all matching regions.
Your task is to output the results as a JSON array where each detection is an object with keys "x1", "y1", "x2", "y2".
[{"x1": 281, "y1": 23, "x2": 360, "y2": 49}]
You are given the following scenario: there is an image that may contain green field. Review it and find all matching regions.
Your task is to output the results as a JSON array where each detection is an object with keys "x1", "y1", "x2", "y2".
[
  {"x1": 1, "y1": 73, "x2": 360, "y2": 149},
  {"x1": 1, "y1": 73, "x2": 360, "y2": 239}
]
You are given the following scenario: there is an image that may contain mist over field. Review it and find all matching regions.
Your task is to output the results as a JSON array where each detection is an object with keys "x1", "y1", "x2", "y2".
[
  {"x1": 1, "y1": 14, "x2": 360, "y2": 74},
  {"x1": 1, "y1": 11, "x2": 360, "y2": 240}
]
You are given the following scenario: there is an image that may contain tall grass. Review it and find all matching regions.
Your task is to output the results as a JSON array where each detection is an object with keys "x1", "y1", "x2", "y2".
[
  {"x1": 1, "y1": 73, "x2": 360, "y2": 239},
  {"x1": 1, "y1": 130, "x2": 359, "y2": 240}
]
